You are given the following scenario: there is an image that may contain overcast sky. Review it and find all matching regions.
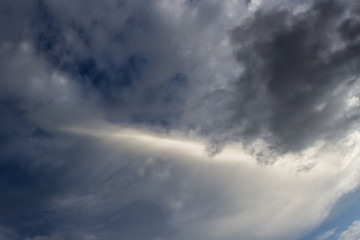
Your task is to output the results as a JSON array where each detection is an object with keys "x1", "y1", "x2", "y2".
[{"x1": 1, "y1": 0, "x2": 360, "y2": 239}]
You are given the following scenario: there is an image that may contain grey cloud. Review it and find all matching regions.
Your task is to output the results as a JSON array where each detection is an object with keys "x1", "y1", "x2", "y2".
[
  {"x1": 0, "y1": 0, "x2": 244, "y2": 136},
  {"x1": 0, "y1": 105, "x2": 175, "y2": 240},
  {"x1": 0, "y1": 102, "x2": 90, "y2": 240},
  {"x1": 0, "y1": 0, "x2": 33, "y2": 43},
  {"x1": 0, "y1": 0, "x2": 189, "y2": 129},
  {"x1": 5, "y1": 0, "x2": 359, "y2": 239},
  {"x1": 28, "y1": 0, "x2": 193, "y2": 127},
  {"x1": 25, "y1": 233, "x2": 63, "y2": 240},
  {"x1": 0, "y1": 3, "x2": 240, "y2": 238},
  {"x1": 226, "y1": 0, "x2": 360, "y2": 154}
]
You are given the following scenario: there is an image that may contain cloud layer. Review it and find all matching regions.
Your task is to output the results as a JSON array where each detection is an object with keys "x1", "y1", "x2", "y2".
[
  {"x1": 227, "y1": 0, "x2": 360, "y2": 154},
  {"x1": 1, "y1": 0, "x2": 360, "y2": 240}
]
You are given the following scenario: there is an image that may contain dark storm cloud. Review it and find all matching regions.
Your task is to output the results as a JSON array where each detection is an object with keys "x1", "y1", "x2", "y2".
[{"x1": 228, "y1": 0, "x2": 360, "y2": 153}]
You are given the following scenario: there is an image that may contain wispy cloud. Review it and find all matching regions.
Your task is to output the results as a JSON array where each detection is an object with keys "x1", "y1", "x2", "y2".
[
  {"x1": 58, "y1": 122, "x2": 360, "y2": 239},
  {"x1": 338, "y1": 220, "x2": 360, "y2": 240},
  {"x1": 316, "y1": 228, "x2": 337, "y2": 240}
]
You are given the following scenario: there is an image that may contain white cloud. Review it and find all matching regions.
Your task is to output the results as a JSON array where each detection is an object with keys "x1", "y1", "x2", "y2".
[
  {"x1": 316, "y1": 228, "x2": 337, "y2": 240},
  {"x1": 338, "y1": 220, "x2": 360, "y2": 240},
  {"x1": 248, "y1": 0, "x2": 264, "y2": 12}
]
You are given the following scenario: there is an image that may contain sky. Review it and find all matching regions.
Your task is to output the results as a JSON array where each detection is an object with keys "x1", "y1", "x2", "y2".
[{"x1": 0, "y1": 0, "x2": 360, "y2": 239}]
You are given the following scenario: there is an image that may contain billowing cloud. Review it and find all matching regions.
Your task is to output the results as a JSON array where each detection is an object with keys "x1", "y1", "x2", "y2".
[{"x1": 226, "y1": 0, "x2": 360, "y2": 154}]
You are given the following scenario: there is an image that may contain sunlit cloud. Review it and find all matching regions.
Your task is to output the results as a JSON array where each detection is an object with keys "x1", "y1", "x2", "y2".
[{"x1": 60, "y1": 122, "x2": 360, "y2": 239}]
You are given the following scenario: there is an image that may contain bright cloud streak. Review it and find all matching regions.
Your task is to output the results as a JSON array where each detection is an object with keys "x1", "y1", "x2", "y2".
[{"x1": 61, "y1": 123, "x2": 360, "y2": 239}]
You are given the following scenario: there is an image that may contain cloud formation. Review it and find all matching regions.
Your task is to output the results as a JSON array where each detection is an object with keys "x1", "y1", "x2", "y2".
[
  {"x1": 1, "y1": 0, "x2": 360, "y2": 240},
  {"x1": 316, "y1": 228, "x2": 337, "y2": 240},
  {"x1": 55, "y1": 122, "x2": 360, "y2": 240},
  {"x1": 338, "y1": 220, "x2": 360, "y2": 240},
  {"x1": 25, "y1": 233, "x2": 63, "y2": 240},
  {"x1": 228, "y1": 0, "x2": 360, "y2": 154}
]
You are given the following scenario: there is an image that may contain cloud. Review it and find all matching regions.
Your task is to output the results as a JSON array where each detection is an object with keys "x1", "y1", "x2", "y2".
[
  {"x1": 21, "y1": 0, "x2": 247, "y2": 129},
  {"x1": 0, "y1": 224, "x2": 16, "y2": 240},
  {"x1": 247, "y1": 0, "x2": 264, "y2": 12},
  {"x1": 1, "y1": 0, "x2": 360, "y2": 240},
  {"x1": 0, "y1": 0, "x2": 247, "y2": 130},
  {"x1": 25, "y1": 233, "x2": 63, "y2": 240},
  {"x1": 55, "y1": 122, "x2": 360, "y2": 240},
  {"x1": 338, "y1": 220, "x2": 360, "y2": 240},
  {"x1": 316, "y1": 228, "x2": 337, "y2": 240},
  {"x1": 225, "y1": 0, "x2": 360, "y2": 154}
]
